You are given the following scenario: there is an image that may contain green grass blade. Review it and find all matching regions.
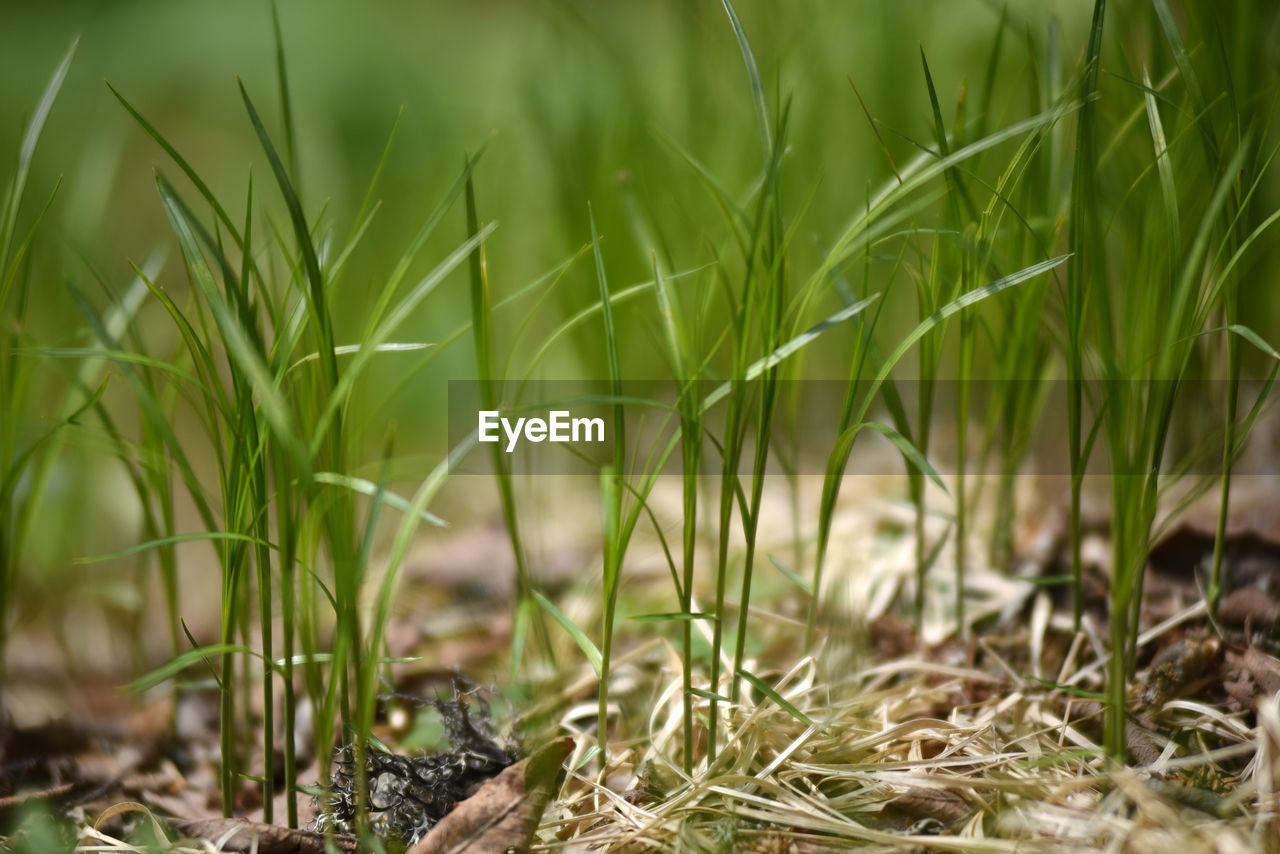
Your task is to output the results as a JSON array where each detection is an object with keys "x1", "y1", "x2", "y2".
[
  {"x1": 238, "y1": 79, "x2": 334, "y2": 384},
  {"x1": 270, "y1": 0, "x2": 299, "y2": 183},
  {"x1": 107, "y1": 83, "x2": 246, "y2": 253},
  {"x1": 736, "y1": 668, "x2": 815, "y2": 727},
  {"x1": 311, "y1": 472, "x2": 448, "y2": 527},
  {"x1": 75, "y1": 532, "x2": 275, "y2": 564},
  {"x1": 313, "y1": 222, "x2": 496, "y2": 450},
  {"x1": 768, "y1": 555, "x2": 812, "y2": 595},
  {"x1": 533, "y1": 590, "x2": 602, "y2": 676},
  {"x1": 720, "y1": 0, "x2": 772, "y2": 159},
  {"x1": 1, "y1": 40, "x2": 75, "y2": 304},
  {"x1": 628, "y1": 612, "x2": 715, "y2": 623},
  {"x1": 862, "y1": 420, "x2": 949, "y2": 495},
  {"x1": 701, "y1": 294, "x2": 879, "y2": 412},
  {"x1": 157, "y1": 176, "x2": 311, "y2": 475},
  {"x1": 127, "y1": 644, "x2": 263, "y2": 693}
]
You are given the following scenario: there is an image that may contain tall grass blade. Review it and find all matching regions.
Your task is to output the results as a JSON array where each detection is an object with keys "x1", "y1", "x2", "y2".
[{"x1": 1065, "y1": 0, "x2": 1106, "y2": 633}]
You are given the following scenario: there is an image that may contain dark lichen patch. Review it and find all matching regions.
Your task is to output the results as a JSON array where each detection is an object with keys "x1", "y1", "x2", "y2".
[{"x1": 314, "y1": 682, "x2": 518, "y2": 845}]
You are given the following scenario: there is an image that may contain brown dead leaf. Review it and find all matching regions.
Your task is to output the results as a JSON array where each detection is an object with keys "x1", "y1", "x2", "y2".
[
  {"x1": 407, "y1": 736, "x2": 573, "y2": 854},
  {"x1": 167, "y1": 817, "x2": 358, "y2": 853},
  {"x1": 1217, "y1": 588, "x2": 1280, "y2": 632},
  {"x1": 885, "y1": 786, "x2": 971, "y2": 827},
  {"x1": 1224, "y1": 647, "x2": 1280, "y2": 711}
]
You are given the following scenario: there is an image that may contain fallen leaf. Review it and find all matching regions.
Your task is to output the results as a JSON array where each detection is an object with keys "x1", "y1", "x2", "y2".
[
  {"x1": 1217, "y1": 588, "x2": 1280, "y2": 632},
  {"x1": 407, "y1": 737, "x2": 573, "y2": 854},
  {"x1": 1224, "y1": 647, "x2": 1280, "y2": 711},
  {"x1": 885, "y1": 786, "x2": 971, "y2": 827}
]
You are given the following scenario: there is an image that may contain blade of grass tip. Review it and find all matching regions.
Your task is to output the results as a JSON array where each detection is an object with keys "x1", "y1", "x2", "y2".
[
  {"x1": 720, "y1": 0, "x2": 772, "y2": 159},
  {"x1": 878, "y1": 256, "x2": 1067, "y2": 399},
  {"x1": 920, "y1": 48, "x2": 979, "y2": 221},
  {"x1": 532, "y1": 590, "x2": 603, "y2": 677},
  {"x1": 816, "y1": 101, "x2": 1079, "y2": 283},
  {"x1": 312, "y1": 473, "x2": 448, "y2": 527},
  {"x1": 736, "y1": 668, "x2": 815, "y2": 727},
  {"x1": 522, "y1": 272, "x2": 685, "y2": 379},
  {"x1": 285, "y1": 342, "x2": 431, "y2": 378},
  {"x1": 862, "y1": 421, "x2": 949, "y2": 495},
  {"x1": 2, "y1": 177, "x2": 62, "y2": 309},
  {"x1": 498, "y1": 245, "x2": 591, "y2": 385},
  {"x1": 768, "y1": 554, "x2": 812, "y2": 595},
  {"x1": 652, "y1": 128, "x2": 750, "y2": 257},
  {"x1": 614, "y1": 474, "x2": 683, "y2": 601},
  {"x1": 270, "y1": 0, "x2": 299, "y2": 184},
  {"x1": 848, "y1": 77, "x2": 904, "y2": 185},
  {"x1": 349, "y1": 108, "x2": 403, "y2": 243},
  {"x1": 700, "y1": 294, "x2": 880, "y2": 411},
  {"x1": 1142, "y1": 68, "x2": 1181, "y2": 261},
  {"x1": 238, "y1": 79, "x2": 335, "y2": 386},
  {"x1": 365, "y1": 146, "x2": 487, "y2": 339},
  {"x1": 1, "y1": 40, "x2": 76, "y2": 302},
  {"x1": 107, "y1": 83, "x2": 247, "y2": 255},
  {"x1": 127, "y1": 644, "x2": 262, "y2": 694},
  {"x1": 75, "y1": 532, "x2": 274, "y2": 565}
]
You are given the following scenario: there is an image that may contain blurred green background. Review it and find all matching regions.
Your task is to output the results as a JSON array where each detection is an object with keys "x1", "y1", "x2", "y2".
[
  {"x1": 1, "y1": 0, "x2": 1099, "y2": 375},
  {"x1": 0, "y1": 0, "x2": 1100, "y2": 467}
]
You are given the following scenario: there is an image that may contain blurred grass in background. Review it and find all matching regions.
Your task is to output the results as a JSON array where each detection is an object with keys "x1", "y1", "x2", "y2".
[{"x1": 0, "y1": 0, "x2": 1099, "y2": 392}]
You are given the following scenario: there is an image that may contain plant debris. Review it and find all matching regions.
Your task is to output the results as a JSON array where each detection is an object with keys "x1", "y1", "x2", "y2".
[
  {"x1": 314, "y1": 681, "x2": 519, "y2": 845},
  {"x1": 406, "y1": 737, "x2": 572, "y2": 854}
]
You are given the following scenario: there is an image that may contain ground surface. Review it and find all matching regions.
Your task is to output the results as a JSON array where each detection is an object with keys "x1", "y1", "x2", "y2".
[{"x1": 3, "y1": 475, "x2": 1280, "y2": 852}]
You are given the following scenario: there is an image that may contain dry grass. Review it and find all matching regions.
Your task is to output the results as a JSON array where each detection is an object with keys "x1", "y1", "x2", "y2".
[
  {"x1": 530, "y1": 477, "x2": 1280, "y2": 853},
  {"x1": 73, "y1": 476, "x2": 1280, "y2": 853}
]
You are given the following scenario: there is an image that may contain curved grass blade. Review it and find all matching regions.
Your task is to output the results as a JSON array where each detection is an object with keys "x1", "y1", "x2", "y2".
[
  {"x1": 128, "y1": 643, "x2": 262, "y2": 694},
  {"x1": 312, "y1": 472, "x2": 447, "y2": 527},
  {"x1": 736, "y1": 668, "x2": 815, "y2": 727},
  {"x1": 862, "y1": 420, "x2": 949, "y2": 495},
  {"x1": 767, "y1": 555, "x2": 812, "y2": 595},
  {"x1": 238, "y1": 79, "x2": 334, "y2": 384},
  {"x1": 532, "y1": 590, "x2": 602, "y2": 676},
  {"x1": 76, "y1": 532, "x2": 275, "y2": 565}
]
